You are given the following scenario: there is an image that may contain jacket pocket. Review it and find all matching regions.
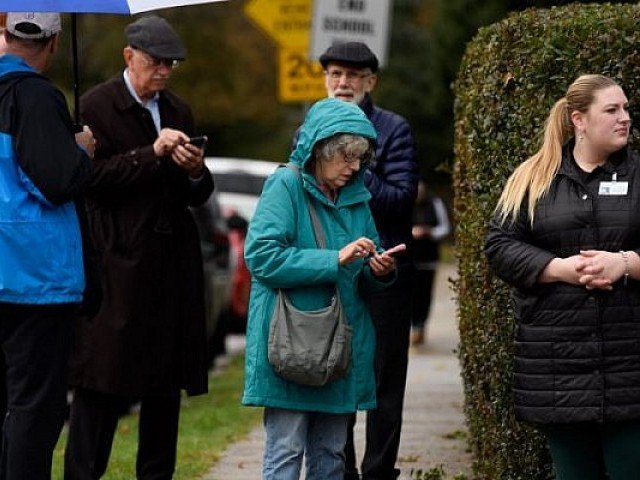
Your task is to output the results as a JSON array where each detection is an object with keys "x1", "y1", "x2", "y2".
[{"x1": 511, "y1": 287, "x2": 544, "y2": 324}]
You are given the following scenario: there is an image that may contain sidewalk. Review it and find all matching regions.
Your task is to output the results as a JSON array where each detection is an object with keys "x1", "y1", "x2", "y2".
[{"x1": 204, "y1": 263, "x2": 472, "y2": 479}]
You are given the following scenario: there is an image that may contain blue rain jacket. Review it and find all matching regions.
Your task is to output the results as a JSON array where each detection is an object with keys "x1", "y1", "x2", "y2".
[{"x1": 0, "y1": 55, "x2": 90, "y2": 304}]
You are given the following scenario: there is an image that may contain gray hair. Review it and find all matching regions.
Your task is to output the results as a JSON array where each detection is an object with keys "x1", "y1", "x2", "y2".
[{"x1": 313, "y1": 133, "x2": 373, "y2": 164}]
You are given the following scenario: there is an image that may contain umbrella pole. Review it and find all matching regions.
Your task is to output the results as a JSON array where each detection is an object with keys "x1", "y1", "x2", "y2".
[{"x1": 72, "y1": 13, "x2": 80, "y2": 128}]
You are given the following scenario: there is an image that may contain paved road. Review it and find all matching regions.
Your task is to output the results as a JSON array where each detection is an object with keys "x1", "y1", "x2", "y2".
[{"x1": 204, "y1": 263, "x2": 472, "y2": 479}]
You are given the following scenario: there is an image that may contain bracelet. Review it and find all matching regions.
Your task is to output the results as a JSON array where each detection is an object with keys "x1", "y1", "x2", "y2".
[{"x1": 620, "y1": 250, "x2": 630, "y2": 286}]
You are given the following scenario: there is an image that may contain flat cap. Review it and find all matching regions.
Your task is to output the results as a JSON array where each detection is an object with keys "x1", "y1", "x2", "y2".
[
  {"x1": 319, "y1": 42, "x2": 378, "y2": 72},
  {"x1": 125, "y1": 15, "x2": 186, "y2": 61}
]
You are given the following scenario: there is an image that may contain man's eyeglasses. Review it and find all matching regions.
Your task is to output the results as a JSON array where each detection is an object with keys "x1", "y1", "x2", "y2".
[
  {"x1": 325, "y1": 69, "x2": 372, "y2": 82},
  {"x1": 135, "y1": 49, "x2": 180, "y2": 70}
]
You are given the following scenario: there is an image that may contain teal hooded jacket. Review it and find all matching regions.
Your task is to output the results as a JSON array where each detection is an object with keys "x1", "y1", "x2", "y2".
[{"x1": 242, "y1": 98, "x2": 393, "y2": 414}]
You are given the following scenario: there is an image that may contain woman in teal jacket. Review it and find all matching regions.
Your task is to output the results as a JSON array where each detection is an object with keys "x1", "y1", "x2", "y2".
[{"x1": 242, "y1": 98, "x2": 396, "y2": 480}]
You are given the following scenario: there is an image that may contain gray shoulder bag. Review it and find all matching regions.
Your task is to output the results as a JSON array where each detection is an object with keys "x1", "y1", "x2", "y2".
[{"x1": 267, "y1": 165, "x2": 353, "y2": 387}]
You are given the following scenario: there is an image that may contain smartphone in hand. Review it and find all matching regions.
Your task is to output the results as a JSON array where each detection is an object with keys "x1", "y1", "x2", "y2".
[
  {"x1": 383, "y1": 243, "x2": 407, "y2": 257},
  {"x1": 188, "y1": 135, "x2": 208, "y2": 149}
]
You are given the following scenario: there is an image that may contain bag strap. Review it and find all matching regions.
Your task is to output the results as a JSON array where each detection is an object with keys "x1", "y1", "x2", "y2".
[
  {"x1": 281, "y1": 164, "x2": 342, "y2": 305},
  {"x1": 284, "y1": 164, "x2": 327, "y2": 249}
]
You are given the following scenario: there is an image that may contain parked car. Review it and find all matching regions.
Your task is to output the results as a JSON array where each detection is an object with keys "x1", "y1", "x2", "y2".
[
  {"x1": 207, "y1": 158, "x2": 279, "y2": 335},
  {"x1": 206, "y1": 157, "x2": 280, "y2": 220},
  {"x1": 191, "y1": 158, "x2": 278, "y2": 362},
  {"x1": 190, "y1": 191, "x2": 232, "y2": 364}
]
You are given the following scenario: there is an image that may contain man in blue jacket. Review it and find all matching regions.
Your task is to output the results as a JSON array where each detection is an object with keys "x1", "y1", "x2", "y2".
[
  {"x1": 0, "y1": 12, "x2": 94, "y2": 479},
  {"x1": 318, "y1": 42, "x2": 419, "y2": 480}
]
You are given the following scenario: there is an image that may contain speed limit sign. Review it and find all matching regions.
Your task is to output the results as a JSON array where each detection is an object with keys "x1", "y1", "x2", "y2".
[{"x1": 278, "y1": 46, "x2": 326, "y2": 103}]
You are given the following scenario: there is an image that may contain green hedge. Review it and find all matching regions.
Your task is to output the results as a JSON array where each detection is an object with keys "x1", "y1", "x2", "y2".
[{"x1": 453, "y1": 3, "x2": 640, "y2": 479}]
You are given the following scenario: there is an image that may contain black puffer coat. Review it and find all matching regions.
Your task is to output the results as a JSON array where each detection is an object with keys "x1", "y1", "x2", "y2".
[
  {"x1": 359, "y1": 95, "x2": 418, "y2": 257},
  {"x1": 485, "y1": 144, "x2": 640, "y2": 424}
]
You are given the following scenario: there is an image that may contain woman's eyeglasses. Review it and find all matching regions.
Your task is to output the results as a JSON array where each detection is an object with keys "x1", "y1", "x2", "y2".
[{"x1": 343, "y1": 150, "x2": 374, "y2": 167}]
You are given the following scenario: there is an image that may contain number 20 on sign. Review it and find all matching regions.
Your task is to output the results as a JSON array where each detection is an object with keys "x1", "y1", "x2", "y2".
[{"x1": 278, "y1": 47, "x2": 326, "y2": 103}]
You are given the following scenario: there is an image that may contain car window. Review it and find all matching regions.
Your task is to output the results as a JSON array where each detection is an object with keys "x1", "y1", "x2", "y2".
[{"x1": 212, "y1": 172, "x2": 268, "y2": 196}]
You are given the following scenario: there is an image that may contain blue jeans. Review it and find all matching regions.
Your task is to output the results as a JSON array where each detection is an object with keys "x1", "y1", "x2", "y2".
[{"x1": 263, "y1": 407, "x2": 350, "y2": 480}]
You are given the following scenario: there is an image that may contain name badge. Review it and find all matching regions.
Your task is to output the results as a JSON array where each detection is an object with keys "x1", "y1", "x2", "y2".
[{"x1": 599, "y1": 181, "x2": 628, "y2": 196}]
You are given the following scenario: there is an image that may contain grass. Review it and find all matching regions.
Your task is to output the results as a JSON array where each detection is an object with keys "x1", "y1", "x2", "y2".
[{"x1": 51, "y1": 355, "x2": 262, "y2": 479}]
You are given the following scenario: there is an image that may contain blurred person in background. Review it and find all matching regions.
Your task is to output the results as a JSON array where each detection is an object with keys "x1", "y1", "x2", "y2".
[
  {"x1": 410, "y1": 180, "x2": 450, "y2": 347},
  {"x1": 64, "y1": 15, "x2": 213, "y2": 480}
]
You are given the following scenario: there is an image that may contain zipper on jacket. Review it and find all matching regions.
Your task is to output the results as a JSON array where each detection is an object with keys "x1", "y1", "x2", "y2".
[{"x1": 587, "y1": 177, "x2": 606, "y2": 422}]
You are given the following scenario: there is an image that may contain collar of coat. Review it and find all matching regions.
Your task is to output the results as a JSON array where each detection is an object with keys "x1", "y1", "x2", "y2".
[
  {"x1": 359, "y1": 93, "x2": 375, "y2": 118},
  {"x1": 109, "y1": 73, "x2": 181, "y2": 114},
  {"x1": 558, "y1": 139, "x2": 631, "y2": 182}
]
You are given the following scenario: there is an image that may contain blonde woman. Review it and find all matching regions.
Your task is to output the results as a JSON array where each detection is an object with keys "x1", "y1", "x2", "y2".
[{"x1": 486, "y1": 74, "x2": 640, "y2": 479}]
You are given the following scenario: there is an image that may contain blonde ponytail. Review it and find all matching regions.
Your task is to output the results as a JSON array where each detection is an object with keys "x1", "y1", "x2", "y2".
[{"x1": 496, "y1": 74, "x2": 618, "y2": 225}]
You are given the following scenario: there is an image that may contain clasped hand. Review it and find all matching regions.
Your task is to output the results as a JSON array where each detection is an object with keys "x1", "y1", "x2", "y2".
[
  {"x1": 564, "y1": 250, "x2": 626, "y2": 290},
  {"x1": 338, "y1": 237, "x2": 396, "y2": 277}
]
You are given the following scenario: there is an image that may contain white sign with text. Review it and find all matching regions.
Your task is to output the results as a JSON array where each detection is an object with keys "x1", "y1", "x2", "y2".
[{"x1": 310, "y1": 0, "x2": 393, "y2": 67}]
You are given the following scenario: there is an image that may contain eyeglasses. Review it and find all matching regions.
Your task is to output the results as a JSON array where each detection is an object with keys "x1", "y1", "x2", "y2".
[
  {"x1": 325, "y1": 69, "x2": 372, "y2": 82},
  {"x1": 134, "y1": 49, "x2": 180, "y2": 70},
  {"x1": 343, "y1": 150, "x2": 374, "y2": 167}
]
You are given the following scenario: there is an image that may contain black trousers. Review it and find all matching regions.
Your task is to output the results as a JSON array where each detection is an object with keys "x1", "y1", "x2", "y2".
[
  {"x1": 410, "y1": 269, "x2": 436, "y2": 329},
  {"x1": 64, "y1": 388, "x2": 181, "y2": 480},
  {"x1": 0, "y1": 302, "x2": 74, "y2": 480},
  {"x1": 345, "y1": 268, "x2": 413, "y2": 480}
]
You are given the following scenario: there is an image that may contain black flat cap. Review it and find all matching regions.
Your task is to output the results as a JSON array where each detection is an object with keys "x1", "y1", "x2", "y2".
[
  {"x1": 125, "y1": 15, "x2": 186, "y2": 60},
  {"x1": 319, "y1": 42, "x2": 379, "y2": 72}
]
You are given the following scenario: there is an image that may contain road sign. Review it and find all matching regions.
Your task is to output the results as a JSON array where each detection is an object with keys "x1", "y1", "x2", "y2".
[
  {"x1": 244, "y1": 0, "x2": 312, "y2": 47},
  {"x1": 244, "y1": 0, "x2": 328, "y2": 103},
  {"x1": 310, "y1": 0, "x2": 393, "y2": 67},
  {"x1": 278, "y1": 47, "x2": 326, "y2": 103}
]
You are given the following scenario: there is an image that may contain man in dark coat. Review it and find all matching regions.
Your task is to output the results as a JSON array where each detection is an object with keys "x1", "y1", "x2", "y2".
[
  {"x1": 316, "y1": 42, "x2": 419, "y2": 480},
  {"x1": 64, "y1": 15, "x2": 214, "y2": 480}
]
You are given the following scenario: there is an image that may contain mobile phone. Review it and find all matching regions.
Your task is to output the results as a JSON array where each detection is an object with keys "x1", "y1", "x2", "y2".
[
  {"x1": 188, "y1": 135, "x2": 208, "y2": 149},
  {"x1": 383, "y1": 243, "x2": 407, "y2": 257}
]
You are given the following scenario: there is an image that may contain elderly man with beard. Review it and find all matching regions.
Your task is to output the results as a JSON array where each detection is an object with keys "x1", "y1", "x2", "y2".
[
  {"x1": 64, "y1": 15, "x2": 213, "y2": 480},
  {"x1": 293, "y1": 42, "x2": 419, "y2": 480}
]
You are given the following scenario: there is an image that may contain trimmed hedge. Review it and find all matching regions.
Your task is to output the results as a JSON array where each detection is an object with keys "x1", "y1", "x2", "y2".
[{"x1": 453, "y1": 4, "x2": 640, "y2": 479}]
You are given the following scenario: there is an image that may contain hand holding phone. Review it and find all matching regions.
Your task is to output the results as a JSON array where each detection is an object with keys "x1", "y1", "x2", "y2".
[
  {"x1": 188, "y1": 135, "x2": 208, "y2": 149},
  {"x1": 383, "y1": 243, "x2": 407, "y2": 257},
  {"x1": 368, "y1": 243, "x2": 402, "y2": 277}
]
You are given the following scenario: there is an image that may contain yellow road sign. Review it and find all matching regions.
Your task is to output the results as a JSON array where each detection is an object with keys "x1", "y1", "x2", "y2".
[
  {"x1": 278, "y1": 46, "x2": 326, "y2": 103},
  {"x1": 244, "y1": 0, "x2": 312, "y2": 47}
]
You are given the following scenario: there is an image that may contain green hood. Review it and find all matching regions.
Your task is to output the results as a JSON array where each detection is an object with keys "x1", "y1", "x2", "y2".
[{"x1": 290, "y1": 98, "x2": 377, "y2": 169}]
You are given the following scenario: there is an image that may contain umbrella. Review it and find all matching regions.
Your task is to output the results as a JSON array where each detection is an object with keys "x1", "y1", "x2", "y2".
[
  {"x1": 2, "y1": 0, "x2": 227, "y2": 123},
  {"x1": 2, "y1": 1, "x2": 223, "y2": 14}
]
